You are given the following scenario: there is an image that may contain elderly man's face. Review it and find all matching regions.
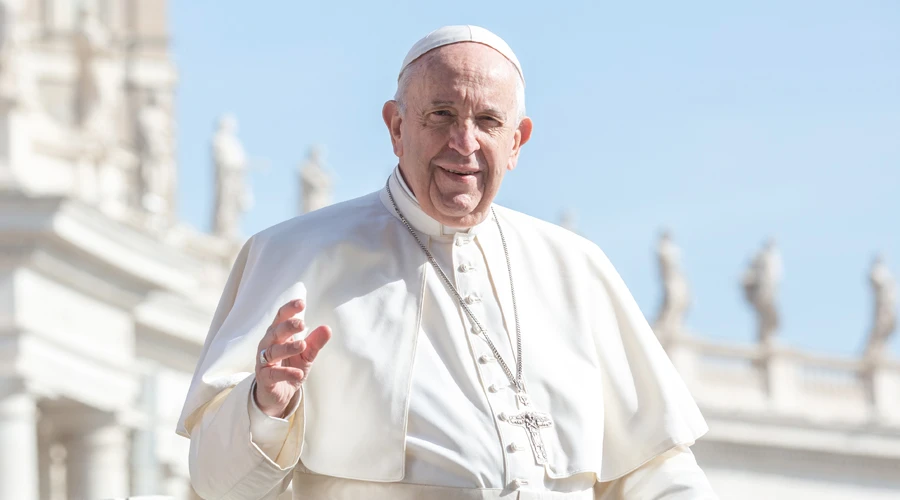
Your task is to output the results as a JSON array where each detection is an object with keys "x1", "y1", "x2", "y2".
[{"x1": 383, "y1": 43, "x2": 533, "y2": 228}]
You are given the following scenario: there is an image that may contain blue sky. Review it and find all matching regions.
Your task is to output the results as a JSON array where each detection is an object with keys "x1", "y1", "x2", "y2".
[{"x1": 170, "y1": 1, "x2": 899, "y2": 356}]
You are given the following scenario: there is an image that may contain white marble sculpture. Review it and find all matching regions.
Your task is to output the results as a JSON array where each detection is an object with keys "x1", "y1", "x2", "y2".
[
  {"x1": 743, "y1": 239, "x2": 782, "y2": 347},
  {"x1": 0, "y1": 0, "x2": 39, "y2": 111},
  {"x1": 73, "y1": 4, "x2": 112, "y2": 131},
  {"x1": 655, "y1": 230, "x2": 691, "y2": 339},
  {"x1": 559, "y1": 210, "x2": 577, "y2": 233},
  {"x1": 299, "y1": 146, "x2": 332, "y2": 214},
  {"x1": 865, "y1": 255, "x2": 897, "y2": 360},
  {"x1": 212, "y1": 114, "x2": 251, "y2": 239},
  {"x1": 137, "y1": 92, "x2": 175, "y2": 226},
  {"x1": 0, "y1": 0, "x2": 21, "y2": 103}
]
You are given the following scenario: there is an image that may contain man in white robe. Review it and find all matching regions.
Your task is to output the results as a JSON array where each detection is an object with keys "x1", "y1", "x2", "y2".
[{"x1": 178, "y1": 25, "x2": 718, "y2": 500}]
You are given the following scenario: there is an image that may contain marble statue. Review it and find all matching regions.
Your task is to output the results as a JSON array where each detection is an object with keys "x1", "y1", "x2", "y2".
[
  {"x1": 742, "y1": 239, "x2": 782, "y2": 347},
  {"x1": 137, "y1": 92, "x2": 175, "y2": 224},
  {"x1": 299, "y1": 146, "x2": 332, "y2": 214},
  {"x1": 654, "y1": 230, "x2": 691, "y2": 338},
  {"x1": 559, "y1": 210, "x2": 577, "y2": 233},
  {"x1": 0, "y1": 0, "x2": 35, "y2": 108},
  {"x1": 865, "y1": 255, "x2": 896, "y2": 360},
  {"x1": 212, "y1": 114, "x2": 251, "y2": 238},
  {"x1": 73, "y1": 3, "x2": 111, "y2": 129}
]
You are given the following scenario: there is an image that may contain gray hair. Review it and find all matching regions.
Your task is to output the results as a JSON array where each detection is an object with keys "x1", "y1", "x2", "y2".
[{"x1": 394, "y1": 56, "x2": 526, "y2": 123}]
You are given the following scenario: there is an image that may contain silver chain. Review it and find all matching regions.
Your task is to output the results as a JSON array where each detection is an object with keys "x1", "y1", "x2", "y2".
[{"x1": 386, "y1": 184, "x2": 526, "y2": 395}]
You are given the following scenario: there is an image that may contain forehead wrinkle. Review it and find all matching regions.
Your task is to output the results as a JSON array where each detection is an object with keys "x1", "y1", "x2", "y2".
[
  {"x1": 406, "y1": 44, "x2": 519, "y2": 119},
  {"x1": 423, "y1": 73, "x2": 515, "y2": 117}
]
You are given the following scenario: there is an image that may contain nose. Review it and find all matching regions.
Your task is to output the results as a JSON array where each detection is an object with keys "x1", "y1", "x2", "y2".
[{"x1": 447, "y1": 119, "x2": 480, "y2": 157}]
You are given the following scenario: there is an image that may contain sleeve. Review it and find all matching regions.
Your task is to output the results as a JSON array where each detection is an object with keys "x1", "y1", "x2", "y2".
[
  {"x1": 188, "y1": 376, "x2": 304, "y2": 500},
  {"x1": 594, "y1": 446, "x2": 719, "y2": 500},
  {"x1": 588, "y1": 246, "x2": 709, "y2": 481},
  {"x1": 177, "y1": 236, "x2": 310, "y2": 499},
  {"x1": 248, "y1": 381, "x2": 303, "y2": 460}
]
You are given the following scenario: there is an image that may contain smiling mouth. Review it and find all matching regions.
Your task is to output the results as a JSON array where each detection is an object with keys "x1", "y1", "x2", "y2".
[{"x1": 439, "y1": 166, "x2": 479, "y2": 176}]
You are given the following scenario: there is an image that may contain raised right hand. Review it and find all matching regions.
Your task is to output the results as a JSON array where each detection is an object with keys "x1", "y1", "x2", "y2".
[{"x1": 254, "y1": 299, "x2": 332, "y2": 417}]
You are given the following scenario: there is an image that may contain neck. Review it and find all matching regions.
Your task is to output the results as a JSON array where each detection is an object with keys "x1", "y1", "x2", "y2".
[{"x1": 395, "y1": 167, "x2": 489, "y2": 229}]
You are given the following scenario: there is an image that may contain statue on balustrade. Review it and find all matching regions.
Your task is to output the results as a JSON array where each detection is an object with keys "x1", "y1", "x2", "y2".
[
  {"x1": 0, "y1": 0, "x2": 35, "y2": 108},
  {"x1": 742, "y1": 238, "x2": 781, "y2": 347},
  {"x1": 654, "y1": 230, "x2": 691, "y2": 339},
  {"x1": 212, "y1": 114, "x2": 252, "y2": 239},
  {"x1": 73, "y1": 4, "x2": 115, "y2": 140},
  {"x1": 559, "y1": 209, "x2": 577, "y2": 233},
  {"x1": 865, "y1": 254, "x2": 896, "y2": 360},
  {"x1": 137, "y1": 92, "x2": 175, "y2": 227},
  {"x1": 299, "y1": 146, "x2": 332, "y2": 214}
]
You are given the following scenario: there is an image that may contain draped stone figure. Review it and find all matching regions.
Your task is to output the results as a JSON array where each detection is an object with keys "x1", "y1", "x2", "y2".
[
  {"x1": 73, "y1": 4, "x2": 113, "y2": 133},
  {"x1": 559, "y1": 210, "x2": 576, "y2": 233},
  {"x1": 742, "y1": 239, "x2": 782, "y2": 347},
  {"x1": 0, "y1": 0, "x2": 26, "y2": 104},
  {"x1": 865, "y1": 255, "x2": 897, "y2": 360},
  {"x1": 137, "y1": 92, "x2": 175, "y2": 225},
  {"x1": 654, "y1": 231, "x2": 690, "y2": 339},
  {"x1": 299, "y1": 146, "x2": 332, "y2": 214},
  {"x1": 211, "y1": 114, "x2": 251, "y2": 239}
]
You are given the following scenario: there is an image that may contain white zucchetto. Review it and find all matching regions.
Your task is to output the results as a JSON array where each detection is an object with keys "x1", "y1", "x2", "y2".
[{"x1": 399, "y1": 25, "x2": 525, "y2": 86}]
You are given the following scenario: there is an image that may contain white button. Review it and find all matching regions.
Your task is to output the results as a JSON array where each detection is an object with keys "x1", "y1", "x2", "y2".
[
  {"x1": 457, "y1": 263, "x2": 474, "y2": 273},
  {"x1": 511, "y1": 478, "x2": 529, "y2": 489},
  {"x1": 488, "y1": 384, "x2": 503, "y2": 393},
  {"x1": 508, "y1": 442, "x2": 524, "y2": 452},
  {"x1": 464, "y1": 294, "x2": 481, "y2": 305},
  {"x1": 478, "y1": 354, "x2": 494, "y2": 363},
  {"x1": 498, "y1": 412, "x2": 508, "y2": 422},
  {"x1": 471, "y1": 325, "x2": 482, "y2": 335},
  {"x1": 455, "y1": 236, "x2": 471, "y2": 246}
]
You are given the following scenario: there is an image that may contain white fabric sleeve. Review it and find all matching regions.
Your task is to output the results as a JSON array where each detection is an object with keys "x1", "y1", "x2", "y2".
[
  {"x1": 248, "y1": 380, "x2": 303, "y2": 460},
  {"x1": 188, "y1": 375, "x2": 304, "y2": 500},
  {"x1": 594, "y1": 445, "x2": 719, "y2": 500}
]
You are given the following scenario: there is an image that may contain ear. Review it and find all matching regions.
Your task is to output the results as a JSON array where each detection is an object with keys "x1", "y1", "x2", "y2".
[
  {"x1": 507, "y1": 117, "x2": 533, "y2": 171},
  {"x1": 382, "y1": 100, "x2": 403, "y2": 157}
]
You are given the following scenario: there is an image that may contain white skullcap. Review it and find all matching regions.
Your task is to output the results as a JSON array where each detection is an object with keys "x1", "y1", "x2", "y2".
[{"x1": 399, "y1": 25, "x2": 524, "y2": 86}]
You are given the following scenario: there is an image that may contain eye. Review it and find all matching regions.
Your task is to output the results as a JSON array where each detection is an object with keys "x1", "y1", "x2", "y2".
[
  {"x1": 478, "y1": 116, "x2": 502, "y2": 126},
  {"x1": 433, "y1": 110, "x2": 453, "y2": 117}
]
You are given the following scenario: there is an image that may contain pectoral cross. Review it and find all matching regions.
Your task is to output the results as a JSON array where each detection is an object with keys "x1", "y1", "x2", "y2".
[{"x1": 506, "y1": 410, "x2": 554, "y2": 465}]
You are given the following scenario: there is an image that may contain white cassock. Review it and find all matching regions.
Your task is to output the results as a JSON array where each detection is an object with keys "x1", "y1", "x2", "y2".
[{"x1": 177, "y1": 168, "x2": 718, "y2": 500}]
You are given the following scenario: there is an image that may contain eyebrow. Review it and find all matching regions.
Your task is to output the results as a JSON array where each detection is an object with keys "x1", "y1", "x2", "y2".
[{"x1": 429, "y1": 100, "x2": 508, "y2": 120}]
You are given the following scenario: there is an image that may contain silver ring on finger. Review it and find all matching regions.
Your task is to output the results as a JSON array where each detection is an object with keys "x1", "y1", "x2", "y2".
[{"x1": 259, "y1": 347, "x2": 270, "y2": 365}]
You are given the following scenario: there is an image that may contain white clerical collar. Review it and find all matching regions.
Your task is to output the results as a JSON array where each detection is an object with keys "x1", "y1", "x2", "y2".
[{"x1": 380, "y1": 166, "x2": 493, "y2": 238}]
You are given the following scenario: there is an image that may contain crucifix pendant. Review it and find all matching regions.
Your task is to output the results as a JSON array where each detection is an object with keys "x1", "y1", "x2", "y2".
[{"x1": 506, "y1": 409, "x2": 554, "y2": 465}]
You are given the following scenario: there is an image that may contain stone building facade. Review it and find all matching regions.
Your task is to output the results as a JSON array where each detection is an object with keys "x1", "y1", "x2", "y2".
[{"x1": 0, "y1": 1, "x2": 896, "y2": 499}]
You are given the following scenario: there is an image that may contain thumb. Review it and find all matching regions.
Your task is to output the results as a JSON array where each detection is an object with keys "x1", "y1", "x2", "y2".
[{"x1": 301, "y1": 325, "x2": 332, "y2": 362}]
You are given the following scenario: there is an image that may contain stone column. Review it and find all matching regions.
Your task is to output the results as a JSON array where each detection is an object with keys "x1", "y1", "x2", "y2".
[
  {"x1": 864, "y1": 361, "x2": 899, "y2": 420},
  {"x1": 0, "y1": 386, "x2": 39, "y2": 500},
  {"x1": 64, "y1": 413, "x2": 130, "y2": 500},
  {"x1": 761, "y1": 345, "x2": 798, "y2": 411},
  {"x1": 132, "y1": 370, "x2": 161, "y2": 495}
]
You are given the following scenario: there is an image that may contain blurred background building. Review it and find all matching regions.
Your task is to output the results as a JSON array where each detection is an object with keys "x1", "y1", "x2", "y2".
[{"x1": 0, "y1": 0, "x2": 897, "y2": 499}]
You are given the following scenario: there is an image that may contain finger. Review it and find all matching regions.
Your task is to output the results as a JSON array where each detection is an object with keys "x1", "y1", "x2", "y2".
[
  {"x1": 272, "y1": 299, "x2": 305, "y2": 328},
  {"x1": 259, "y1": 366, "x2": 305, "y2": 385},
  {"x1": 264, "y1": 340, "x2": 307, "y2": 365},
  {"x1": 300, "y1": 325, "x2": 332, "y2": 363},
  {"x1": 270, "y1": 317, "x2": 306, "y2": 344}
]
